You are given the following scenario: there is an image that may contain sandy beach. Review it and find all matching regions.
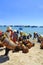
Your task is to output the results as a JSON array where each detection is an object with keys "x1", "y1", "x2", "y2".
[
  {"x1": 0, "y1": 39, "x2": 43, "y2": 65},
  {"x1": 0, "y1": 0, "x2": 43, "y2": 65}
]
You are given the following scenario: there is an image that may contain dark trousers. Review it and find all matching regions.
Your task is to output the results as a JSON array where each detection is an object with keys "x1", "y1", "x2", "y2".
[{"x1": 5, "y1": 47, "x2": 10, "y2": 56}]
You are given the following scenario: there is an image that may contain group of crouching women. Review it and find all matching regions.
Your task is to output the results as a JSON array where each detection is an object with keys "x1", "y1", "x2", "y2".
[{"x1": 0, "y1": 26, "x2": 43, "y2": 56}]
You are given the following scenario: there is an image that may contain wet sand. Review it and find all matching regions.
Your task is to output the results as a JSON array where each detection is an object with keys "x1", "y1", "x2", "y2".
[{"x1": 0, "y1": 39, "x2": 43, "y2": 65}]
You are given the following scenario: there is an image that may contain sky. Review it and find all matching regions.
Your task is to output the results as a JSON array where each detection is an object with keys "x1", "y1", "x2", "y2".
[{"x1": 0, "y1": 0, "x2": 43, "y2": 26}]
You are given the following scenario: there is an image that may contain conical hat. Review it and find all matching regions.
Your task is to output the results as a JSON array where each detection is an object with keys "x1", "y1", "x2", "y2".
[{"x1": 7, "y1": 26, "x2": 12, "y2": 30}]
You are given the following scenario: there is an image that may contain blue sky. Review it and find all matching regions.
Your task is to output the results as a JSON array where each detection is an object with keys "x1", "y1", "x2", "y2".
[{"x1": 0, "y1": 0, "x2": 43, "y2": 26}]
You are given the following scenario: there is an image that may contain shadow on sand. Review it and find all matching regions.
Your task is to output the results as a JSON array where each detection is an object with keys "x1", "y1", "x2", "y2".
[{"x1": 0, "y1": 55, "x2": 9, "y2": 63}]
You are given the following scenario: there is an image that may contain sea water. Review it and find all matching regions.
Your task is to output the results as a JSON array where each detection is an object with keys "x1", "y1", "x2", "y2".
[{"x1": 0, "y1": 26, "x2": 43, "y2": 35}]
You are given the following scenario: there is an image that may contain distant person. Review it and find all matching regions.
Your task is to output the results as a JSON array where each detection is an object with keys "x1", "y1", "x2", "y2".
[
  {"x1": 27, "y1": 33, "x2": 32, "y2": 39},
  {"x1": 33, "y1": 32, "x2": 38, "y2": 39},
  {"x1": 12, "y1": 30, "x2": 19, "y2": 43}
]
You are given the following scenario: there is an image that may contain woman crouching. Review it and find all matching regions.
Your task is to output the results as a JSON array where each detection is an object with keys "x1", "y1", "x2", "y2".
[{"x1": 0, "y1": 33, "x2": 20, "y2": 56}]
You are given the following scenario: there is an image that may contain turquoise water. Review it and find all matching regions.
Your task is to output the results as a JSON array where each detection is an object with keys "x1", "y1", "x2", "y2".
[{"x1": 0, "y1": 26, "x2": 43, "y2": 35}]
